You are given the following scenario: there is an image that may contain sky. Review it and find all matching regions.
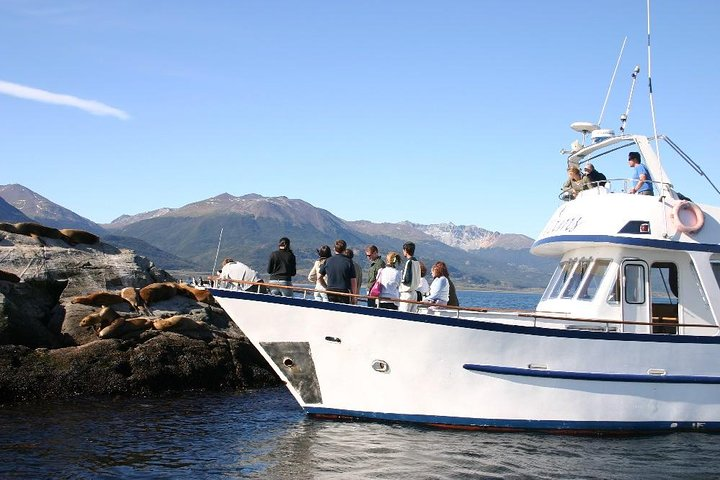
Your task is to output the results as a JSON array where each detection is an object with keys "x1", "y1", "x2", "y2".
[{"x1": 2, "y1": 0, "x2": 720, "y2": 238}]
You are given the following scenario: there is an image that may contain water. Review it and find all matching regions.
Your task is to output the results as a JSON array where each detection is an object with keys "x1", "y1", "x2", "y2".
[{"x1": 2, "y1": 291, "x2": 719, "y2": 479}]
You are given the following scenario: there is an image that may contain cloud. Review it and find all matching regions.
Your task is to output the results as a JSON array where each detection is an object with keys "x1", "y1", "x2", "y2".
[{"x1": 0, "y1": 80, "x2": 130, "y2": 120}]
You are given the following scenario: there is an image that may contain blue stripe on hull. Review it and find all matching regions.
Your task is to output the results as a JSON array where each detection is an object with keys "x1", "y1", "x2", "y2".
[
  {"x1": 532, "y1": 234, "x2": 720, "y2": 253},
  {"x1": 304, "y1": 407, "x2": 720, "y2": 433},
  {"x1": 463, "y1": 364, "x2": 720, "y2": 384}
]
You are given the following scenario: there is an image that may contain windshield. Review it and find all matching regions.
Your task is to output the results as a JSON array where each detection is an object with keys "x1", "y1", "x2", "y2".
[{"x1": 542, "y1": 258, "x2": 612, "y2": 302}]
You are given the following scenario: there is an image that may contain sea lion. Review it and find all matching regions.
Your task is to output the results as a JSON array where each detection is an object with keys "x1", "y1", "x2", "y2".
[
  {"x1": 12, "y1": 222, "x2": 64, "y2": 240},
  {"x1": 99, "y1": 316, "x2": 153, "y2": 338},
  {"x1": 72, "y1": 291, "x2": 127, "y2": 307},
  {"x1": 152, "y1": 315, "x2": 207, "y2": 332},
  {"x1": 139, "y1": 282, "x2": 177, "y2": 305},
  {"x1": 59, "y1": 228, "x2": 100, "y2": 245},
  {"x1": 175, "y1": 283, "x2": 215, "y2": 304},
  {"x1": 79, "y1": 306, "x2": 120, "y2": 328},
  {"x1": 0, "y1": 270, "x2": 20, "y2": 283},
  {"x1": 120, "y1": 287, "x2": 150, "y2": 313},
  {"x1": 0, "y1": 223, "x2": 18, "y2": 234}
]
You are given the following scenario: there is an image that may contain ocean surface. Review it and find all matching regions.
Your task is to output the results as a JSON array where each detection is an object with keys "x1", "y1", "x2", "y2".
[{"x1": 3, "y1": 290, "x2": 720, "y2": 479}]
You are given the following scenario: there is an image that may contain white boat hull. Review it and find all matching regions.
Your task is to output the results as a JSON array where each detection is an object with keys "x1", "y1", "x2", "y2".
[{"x1": 212, "y1": 289, "x2": 720, "y2": 433}]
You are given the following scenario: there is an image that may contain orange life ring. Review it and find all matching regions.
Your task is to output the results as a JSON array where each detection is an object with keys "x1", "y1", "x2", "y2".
[{"x1": 671, "y1": 200, "x2": 704, "y2": 234}]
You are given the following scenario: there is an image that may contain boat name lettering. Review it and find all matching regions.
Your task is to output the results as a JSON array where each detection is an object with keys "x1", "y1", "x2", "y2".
[{"x1": 548, "y1": 216, "x2": 583, "y2": 233}]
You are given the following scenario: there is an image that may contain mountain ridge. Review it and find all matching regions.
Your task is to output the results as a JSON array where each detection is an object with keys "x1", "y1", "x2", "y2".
[{"x1": 0, "y1": 185, "x2": 555, "y2": 289}]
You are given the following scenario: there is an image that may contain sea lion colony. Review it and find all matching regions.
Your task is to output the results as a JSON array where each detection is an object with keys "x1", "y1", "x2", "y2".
[
  {"x1": 0, "y1": 222, "x2": 100, "y2": 245},
  {"x1": 72, "y1": 282, "x2": 215, "y2": 339}
]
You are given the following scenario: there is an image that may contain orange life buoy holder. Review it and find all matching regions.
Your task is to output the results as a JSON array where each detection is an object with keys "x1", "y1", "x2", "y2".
[{"x1": 671, "y1": 200, "x2": 705, "y2": 234}]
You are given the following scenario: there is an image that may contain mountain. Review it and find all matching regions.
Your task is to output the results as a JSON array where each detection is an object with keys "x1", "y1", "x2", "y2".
[
  {"x1": 108, "y1": 208, "x2": 176, "y2": 229},
  {"x1": 104, "y1": 193, "x2": 368, "y2": 273},
  {"x1": 349, "y1": 221, "x2": 533, "y2": 251},
  {"x1": 0, "y1": 184, "x2": 197, "y2": 271},
  {"x1": 2, "y1": 184, "x2": 555, "y2": 288},
  {"x1": 0, "y1": 184, "x2": 106, "y2": 234},
  {"x1": 106, "y1": 193, "x2": 556, "y2": 289},
  {"x1": 0, "y1": 197, "x2": 32, "y2": 223}
]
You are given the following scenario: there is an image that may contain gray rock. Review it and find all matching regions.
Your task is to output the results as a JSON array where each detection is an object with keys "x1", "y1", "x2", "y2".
[
  {"x1": 0, "y1": 231, "x2": 172, "y2": 300},
  {"x1": 0, "y1": 228, "x2": 279, "y2": 402},
  {"x1": 0, "y1": 280, "x2": 66, "y2": 348},
  {"x1": 59, "y1": 303, "x2": 98, "y2": 346},
  {"x1": 0, "y1": 335, "x2": 279, "y2": 401}
]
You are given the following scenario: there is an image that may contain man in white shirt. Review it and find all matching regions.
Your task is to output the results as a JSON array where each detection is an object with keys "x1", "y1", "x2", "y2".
[{"x1": 220, "y1": 258, "x2": 260, "y2": 291}]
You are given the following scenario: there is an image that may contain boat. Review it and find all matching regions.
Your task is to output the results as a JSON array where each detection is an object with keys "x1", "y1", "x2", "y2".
[{"x1": 209, "y1": 49, "x2": 720, "y2": 435}]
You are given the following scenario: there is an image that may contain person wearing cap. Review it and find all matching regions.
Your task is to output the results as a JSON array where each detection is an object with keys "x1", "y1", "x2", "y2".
[
  {"x1": 267, "y1": 237, "x2": 297, "y2": 297},
  {"x1": 627, "y1": 151, "x2": 653, "y2": 195},
  {"x1": 582, "y1": 163, "x2": 607, "y2": 188}
]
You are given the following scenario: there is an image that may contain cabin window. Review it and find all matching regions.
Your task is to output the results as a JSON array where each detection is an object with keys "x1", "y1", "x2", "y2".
[
  {"x1": 650, "y1": 262, "x2": 678, "y2": 304},
  {"x1": 711, "y1": 262, "x2": 720, "y2": 290},
  {"x1": 650, "y1": 262, "x2": 678, "y2": 334},
  {"x1": 577, "y1": 259, "x2": 611, "y2": 301},
  {"x1": 689, "y1": 261, "x2": 709, "y2": 308},
  {"x1": 542, "y1": 261, "x2": 572, "y2": 300},
  {"x1": 561, "y1": 259, "x2": 590, "y2": 299},
  {"x1": 607, "y1": 271, "x2": 620, "y2": 304},
  {"x1": 624, "y1": 264, "x2": 645, "y2": 304}
]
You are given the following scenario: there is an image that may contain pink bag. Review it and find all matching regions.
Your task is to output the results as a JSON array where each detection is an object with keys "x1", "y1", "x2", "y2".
[{"x1": 369, "y1": 269, "x2": 383, "y2": 297}]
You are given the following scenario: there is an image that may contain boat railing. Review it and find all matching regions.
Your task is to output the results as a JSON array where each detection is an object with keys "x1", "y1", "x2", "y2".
[
  {"x1": 559, "y1": 178, "x2": 672, "y2": 201},
  {"x1": 208, "y1": 276, "x2": 522, "y2": 319},
  {"x1": 208, "y1": 276, "x2": 719, "y2": 334}
]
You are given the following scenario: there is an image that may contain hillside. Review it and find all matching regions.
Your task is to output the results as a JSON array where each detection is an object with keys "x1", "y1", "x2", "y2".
[
  {"x1": 1, "y1": 184, "x2": 555, "y2": 289},
  {"x1": 0, "y1": 184, "x2": 197, "y2": 272},
  {"x1": 0, "y1": 197, "x2": 32, "y2": 223},
  {"x1": 105, "y1": 193, "x2": 556, "y2": 289},
  {"x1": 0, "y1": 184, "x2": 106, "y2": 234}
]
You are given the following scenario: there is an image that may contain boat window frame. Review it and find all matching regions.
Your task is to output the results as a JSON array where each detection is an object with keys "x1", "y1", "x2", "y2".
[
  {"x1": 576, "y1": 259, "x2": 612, "y2": 302},
  {"x1": 607, "y1": 267, "x2": 621, "y2": 304},
  {"x1": 561, "y1": 258, "x2": 591, "y2": 299},
  {"x1": 710, "y1": 260, "x2": 720, "y2": 294},
  {"x1": 624, "y1": 263, "x2": 646, "y2": 305},
  {"x1": 689, "y1": 260, "x2": 709, "y2": 308},
  {"x1": 542, "y1": 260, "x2": 573, "y2": 301}
]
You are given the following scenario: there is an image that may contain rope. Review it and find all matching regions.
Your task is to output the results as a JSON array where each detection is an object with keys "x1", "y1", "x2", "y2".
[{"x1": 598, "y1": 36, "x2": 627, "y2": 126}]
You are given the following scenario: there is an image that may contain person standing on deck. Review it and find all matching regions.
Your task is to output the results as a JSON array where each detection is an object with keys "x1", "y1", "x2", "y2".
[
  {"x1": 365, "y1": 245, "x2": 385, "y2": 307},
  {"x1": 267, "y1": 237, "x2": 296, "y2": 297},
  {"x1": 345, "y1": 248, "x2": 363, "y2": 303},
  {"x1": 399, "y1": 241, "x2": 421, "y2": 313},
  {"x1": 628, "y1": 151, "x2": 653, "y2": 195},
  {"x1": 319, "y1": 239, "x2": 357, "y2": 304}
]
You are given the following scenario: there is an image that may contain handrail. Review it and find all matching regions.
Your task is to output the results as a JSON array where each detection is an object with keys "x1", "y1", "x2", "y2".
[
  {"x1": 207, "y1": 276, "x2": 718, "y2": 331},
  {"x1": 521, "y1": 311, "x2": 718, "y2": 330},
  {"x1": 559, "y1": 177, "x2": 673, "y2": 201},
  {"x1": 208, "y1": 275, "x2": 525, "y2": 313}
]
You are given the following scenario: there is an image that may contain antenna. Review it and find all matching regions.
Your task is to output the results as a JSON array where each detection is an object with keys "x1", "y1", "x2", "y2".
[
  {"x1": 647, "y1": 0, "x2": 662, "y2": 163},
  {"x1": 598, "y1": 36, "x2": 627, "y2": 126},
  {"x1": 211, "y1": 227, "x2": 224, "y2": 279},
  {"x1": 619, "y1": 65, "x2": 641, "y2": 134}
]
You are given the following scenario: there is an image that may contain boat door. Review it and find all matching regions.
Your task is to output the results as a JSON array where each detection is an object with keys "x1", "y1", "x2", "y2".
[{"x1": 621, "y1": 260, "x2": 651, "y2": 332}]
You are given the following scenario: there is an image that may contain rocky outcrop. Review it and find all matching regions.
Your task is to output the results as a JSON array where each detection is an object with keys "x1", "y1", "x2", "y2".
[
  {"x1": 0, "y1": 225, "x2": 280, "y2": 402},
  {"x1": 0, "y1": 335, "x2": 277, "y2": 401},
  {"x1": 0, "y1": 228, "x2": 171, "y2": 299}
]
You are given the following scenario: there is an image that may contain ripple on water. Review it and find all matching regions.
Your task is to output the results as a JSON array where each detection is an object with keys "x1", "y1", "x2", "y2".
[{"x1": 3, "y1": 388, "x2": 720, "y2": 479}]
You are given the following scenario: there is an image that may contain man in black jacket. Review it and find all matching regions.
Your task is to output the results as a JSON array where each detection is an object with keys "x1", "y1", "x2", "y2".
[{"x1": 583, "y1": 163, "x2": 607, "y2": 188}]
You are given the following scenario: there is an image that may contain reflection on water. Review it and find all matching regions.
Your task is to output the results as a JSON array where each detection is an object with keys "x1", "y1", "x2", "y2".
[
  {"x1": 2, "y1": 291, "x2": 720, "y2": 478},
  {"x1": 2, "y1": 387, "x2": 720, "y2": 479}
]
